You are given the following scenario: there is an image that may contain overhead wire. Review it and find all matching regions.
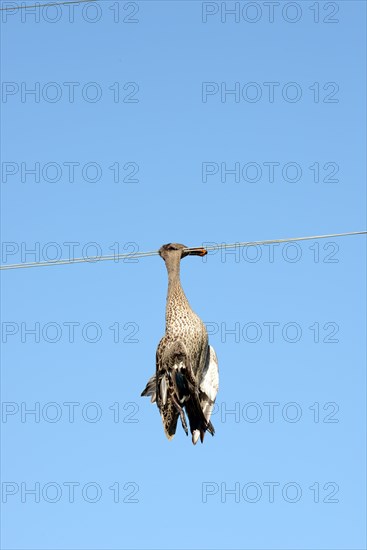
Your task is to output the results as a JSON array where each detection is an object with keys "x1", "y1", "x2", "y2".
[
  {"x1": 1, "y1": 231, "x2": 366, "y2": 271},
  {"x1": 199, "y1": 231, "x2": 367, "y2": 252},
  {"x1": 0, "y1": 0, "x2": 97, "y2": 11}
]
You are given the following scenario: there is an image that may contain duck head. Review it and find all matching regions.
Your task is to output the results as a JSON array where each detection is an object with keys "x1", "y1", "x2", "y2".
[{"x1": 158, "y1": 243, "x2": 207, "y2": 261}]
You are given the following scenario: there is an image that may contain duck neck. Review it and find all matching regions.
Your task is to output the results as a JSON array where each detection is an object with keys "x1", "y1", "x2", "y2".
[
  {"x1": 164, "y1": 255, "x2": 190, "y2": 326},
  {"x1": 166, "y1": 254, "x2": 181, "y2": 288}
]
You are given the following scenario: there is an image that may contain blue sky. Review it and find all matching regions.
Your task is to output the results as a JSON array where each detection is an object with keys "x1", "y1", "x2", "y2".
[{"x1": 0, "y1": 1, "x2": 366, "y2": 549}]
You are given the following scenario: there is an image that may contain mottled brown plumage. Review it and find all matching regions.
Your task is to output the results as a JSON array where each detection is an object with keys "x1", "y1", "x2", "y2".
[{"x1": 141, "y1": 243, "x2": 219, "y2": 444}]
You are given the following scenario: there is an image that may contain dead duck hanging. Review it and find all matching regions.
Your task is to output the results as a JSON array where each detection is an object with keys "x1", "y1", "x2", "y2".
[{"x1": 141, "y1": 243, "x2": 219, "y2": 444}]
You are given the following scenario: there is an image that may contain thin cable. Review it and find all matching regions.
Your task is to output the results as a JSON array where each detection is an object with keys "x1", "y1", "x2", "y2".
[
  {"x1": 0, "y1": 231, "x2": 365, "y2": 271},
  {"x1": 0, "y1": 0, "x2": 96, "y2": 11},
  {"x1": 1, "y1": 250, "x2": 160, "y2": 270},
  {"x1": 193, "y1": 231, "x2": 367, "y2": 252}
]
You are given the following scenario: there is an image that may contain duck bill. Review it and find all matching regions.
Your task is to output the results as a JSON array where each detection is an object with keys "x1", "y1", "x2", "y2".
[{"x1": 188, "y1": 248, "x2": 207, "y2": 257}]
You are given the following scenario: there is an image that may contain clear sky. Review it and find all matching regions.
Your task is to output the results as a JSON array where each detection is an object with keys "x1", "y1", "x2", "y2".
[{"x1": 1, "y1": 1, "x2": 366, "y2": 549}]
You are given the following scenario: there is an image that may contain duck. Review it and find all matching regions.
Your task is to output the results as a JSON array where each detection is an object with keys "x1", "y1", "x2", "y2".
[{"x1": 141, "y1": 243, "x2": 219, "y2": 444}]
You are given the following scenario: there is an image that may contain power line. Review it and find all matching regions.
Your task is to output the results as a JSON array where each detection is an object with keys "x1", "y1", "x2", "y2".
[
  {"x1": 0, "y1": 249, "x2": 160, "y2": 270},
  {"x1": 200, "y1": 231, "x2": 367, "y2": 252},
  {"x1": 1, "y1": 231, "x2": 366, "y2": 271},
  {"x1": 0, "y1": 0, "x2": 96, "y2": 11}
]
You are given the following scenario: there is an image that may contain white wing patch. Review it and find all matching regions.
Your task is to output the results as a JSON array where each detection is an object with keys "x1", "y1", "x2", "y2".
[{"x1": 199, "y1": 345, "x2": 219, "y2": 422}]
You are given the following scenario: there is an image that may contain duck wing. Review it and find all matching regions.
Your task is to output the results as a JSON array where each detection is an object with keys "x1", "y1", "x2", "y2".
[{"x1": 192, "y1": 345, "x2": 219, "y2": 444}]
